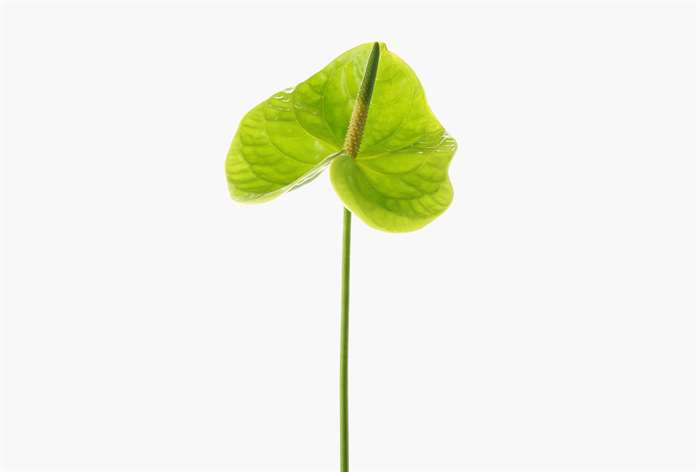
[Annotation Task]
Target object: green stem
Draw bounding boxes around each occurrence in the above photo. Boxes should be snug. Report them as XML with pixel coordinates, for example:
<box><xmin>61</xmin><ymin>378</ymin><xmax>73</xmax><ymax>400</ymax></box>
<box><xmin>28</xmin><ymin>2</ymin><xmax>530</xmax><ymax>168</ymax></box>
<box><xmin>340</xmin><ymin>207</ymin><xmax>351</xmax><ymax>472</ymax></box>
<box><xmin>339</xmin><ymin>41</ymin><xmax>380</xmax><ymax>472</ymax></box>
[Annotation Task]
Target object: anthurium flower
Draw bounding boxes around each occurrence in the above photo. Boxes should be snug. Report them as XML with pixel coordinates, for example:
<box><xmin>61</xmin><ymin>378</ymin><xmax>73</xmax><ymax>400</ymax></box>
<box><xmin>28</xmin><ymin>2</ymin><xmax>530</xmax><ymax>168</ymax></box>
<box><xmin>225</xmin><ymin>42</ymin><xmax>456</xmax><ymax>232</ymax></box>
<box><xmin>224</xmin><ymin>42</ymin><xmax>457</xmax><ymax>472</ymax></box>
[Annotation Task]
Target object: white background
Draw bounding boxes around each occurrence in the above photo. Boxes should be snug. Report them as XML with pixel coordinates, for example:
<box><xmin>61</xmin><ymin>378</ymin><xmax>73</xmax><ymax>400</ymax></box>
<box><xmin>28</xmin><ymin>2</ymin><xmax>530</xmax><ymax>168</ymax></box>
<box><xmin>1</xmin><ymin>1</ymin><xmax>698</xmax><ymax>471</ymax></box>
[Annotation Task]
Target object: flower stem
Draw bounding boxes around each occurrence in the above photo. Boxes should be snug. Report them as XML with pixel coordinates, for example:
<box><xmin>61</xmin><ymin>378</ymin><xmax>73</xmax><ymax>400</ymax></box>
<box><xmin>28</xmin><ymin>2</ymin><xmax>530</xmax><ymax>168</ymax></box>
<box><xmin>339</xmin><ymin>41</ymin><xmax>380</xmax><ymax>472</ymax></box>
<box><xmin>340</xmin><ymin>207</ymin><xmax>351</xmax><ymax>472</ymax></box>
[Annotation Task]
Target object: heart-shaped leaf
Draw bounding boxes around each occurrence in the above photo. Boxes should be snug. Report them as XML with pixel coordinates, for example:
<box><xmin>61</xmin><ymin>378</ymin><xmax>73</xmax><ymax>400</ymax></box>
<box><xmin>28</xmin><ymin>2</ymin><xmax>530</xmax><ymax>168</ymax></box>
<box><xmin>225</xmin><ymin>42</ymin><xmax>457</xmax><ymax>232</ymax></box>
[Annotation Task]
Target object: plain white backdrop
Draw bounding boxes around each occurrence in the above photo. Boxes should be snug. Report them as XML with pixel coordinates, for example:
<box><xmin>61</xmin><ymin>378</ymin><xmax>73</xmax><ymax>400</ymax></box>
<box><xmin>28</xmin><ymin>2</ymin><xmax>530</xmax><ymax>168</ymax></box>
<box><xmin>1</xmin><ymin>1</ymin><xmax>698</xmax><ymax>471</ymax></box>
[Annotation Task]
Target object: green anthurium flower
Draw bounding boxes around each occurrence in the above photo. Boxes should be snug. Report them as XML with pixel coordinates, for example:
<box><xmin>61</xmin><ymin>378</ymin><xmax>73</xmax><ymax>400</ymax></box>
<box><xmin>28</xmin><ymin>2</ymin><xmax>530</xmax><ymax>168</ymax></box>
<box><xmin>225</xmin><ymin>43</ymin><xmax>458</xmax><ymax>472</ymax></box>
<box><xmin>225</xmin><ymin>42</ymin><xmax>457</xmax><ymax>232</ymax></box>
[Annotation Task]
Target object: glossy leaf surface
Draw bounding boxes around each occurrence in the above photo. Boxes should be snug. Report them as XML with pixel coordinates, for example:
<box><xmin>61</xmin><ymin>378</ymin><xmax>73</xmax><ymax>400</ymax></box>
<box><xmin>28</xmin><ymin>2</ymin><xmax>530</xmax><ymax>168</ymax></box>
<box><xmin>225</xmin><ymin>42</ymin><xmax>456</xmax><ymax>232</ymax></box>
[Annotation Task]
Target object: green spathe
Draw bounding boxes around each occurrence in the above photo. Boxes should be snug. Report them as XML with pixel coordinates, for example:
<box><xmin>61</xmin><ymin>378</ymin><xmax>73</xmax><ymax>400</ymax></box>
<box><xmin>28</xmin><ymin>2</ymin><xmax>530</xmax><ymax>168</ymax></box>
<box><xmin>225</xmin><ymin>42</ymin><xmax>457</xmax><ymax>232</ymax></box>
